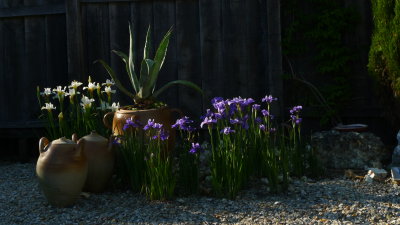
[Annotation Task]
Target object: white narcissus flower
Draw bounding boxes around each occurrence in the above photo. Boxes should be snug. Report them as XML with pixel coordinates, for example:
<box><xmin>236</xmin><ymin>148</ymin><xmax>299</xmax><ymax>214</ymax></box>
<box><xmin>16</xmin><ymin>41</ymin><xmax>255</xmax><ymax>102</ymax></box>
<box><xmin>68</xmin><ymin>80</ymin><xmax>83</xmax><ymax>89</ymax></box>
<box><xmin>102</xmin><ymin>79</ymin><xmax>115</xmax><ymax>87</ymax></box>
<box><xmin>83</xmin><ymin>82</ymin><xmax>97</xmax><ymax>91</ymax></box>
<box><xmin>102</xmin><ymin>86</ymin><xmax>116</xmax><ymax>94</ymax></box>
<box><xmin>80</xmin><ymin>95</ymin><xmax>95</xmax><ymax>108</ymax></box>
<box><xmin>66</xmin><ymin>89</ymin><xmax>80</xmax><ymax>97</ymax></box>
<box><xmin>41</xmin><ymin>103</ymin><xmax>56</xmax><ymax>111</ymax></box>
<box><xmin>109</xmin><ymin>102</ymin><xmax>120</xmax><ymax>112</ymax></box>
<box><xmin>40</xmin><ymin>88</ymin><xmax>52</xmax><ymax>96</ymax></box>
<box><xmin>53</xmin><ymin>86</ymin><xmax>66</xmax><ymax>95</ymax></box>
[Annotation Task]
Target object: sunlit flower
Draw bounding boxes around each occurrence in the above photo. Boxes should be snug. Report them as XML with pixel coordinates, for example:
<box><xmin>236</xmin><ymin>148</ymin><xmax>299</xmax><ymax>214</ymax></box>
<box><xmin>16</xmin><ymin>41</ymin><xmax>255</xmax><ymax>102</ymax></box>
<box><xmin>40</xmin><ymin>88</ymin><xmax>52</xmax><ymax>96</ymax></box>
<box><xmin>80</xmin><ymin>95</ymin><xmax>95</xmax><ymax>109</ymax></box>
<box><xmin>65</xmin><ymin>88</ymin><xmax>80</xmax><ymax>97</ymax></box>
<box><xmin>102</xmin><ymin>86</ymin><xmax>116</xmax><ymax>94</ymax></box>
<box><xmin>83</xmin><ymin>82</ymin><xmax>97</xmax><ymax>91</ymax></box>
<box><xmin>172</xmin><ymin>116</ymin><xmax>194</xmax><ymax>131</ymax></box>
<box><xmin>220</xmin><ymin>127</ymin><xmax>235</xmax><ymax>135</ymax></box>
<box><xmin>200</xmin><ymin>117</ymin><xmax>217</xmax><ymax>128</ymax></box>
<box><xmin>262</xmin><ymin>95</ymin><xmax>278</xmax><ymax>103</ymax></box>
<box><xmin>102</xmin><ymin>79</ymin><xmax>115</xmax><ymax>87</ymax></box>
<box><xmin>53</xmin><ymin>86</ymin><xmax>66</xmax><ymax>95</ymax></box>
<box><xmin>189</xmin><ymin>143</ymin><xmax>203</xmax><ymax>154</ymax></box>
<box><xmin>109</xmin><ymin>102</ymin><xmax>120</xmax><ymax>111</ymax></box>
<box><xmin>123</xmin><ymin>118</ymin><xmax>142</xmax><ymax>131</ymax></box>
<box><xmin>68</xmin><ymin>80</ymin><xmax>83</xmax><ymax>89</ymax></box>
<box><xmin>41</xmin><ymin>103</ymin><xmax>56</xmax><ymax>111</ymax></box>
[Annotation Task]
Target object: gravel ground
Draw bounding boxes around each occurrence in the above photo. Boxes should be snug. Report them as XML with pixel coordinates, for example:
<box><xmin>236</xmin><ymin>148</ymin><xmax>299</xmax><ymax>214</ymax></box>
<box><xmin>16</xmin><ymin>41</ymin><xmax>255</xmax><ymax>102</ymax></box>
<box><xmin>1</xmin><ymin>162</ymin><xmax>400</xmax><ymax>224</ymax></box>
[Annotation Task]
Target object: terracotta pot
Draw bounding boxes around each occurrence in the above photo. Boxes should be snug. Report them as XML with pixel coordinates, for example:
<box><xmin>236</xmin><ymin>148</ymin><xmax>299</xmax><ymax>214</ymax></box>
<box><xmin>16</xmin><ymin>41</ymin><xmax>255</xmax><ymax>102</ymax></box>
<box><xmin>104</xmin><ymin>106</ymin><xmax>182</xmax><ymax>151</ymax></box>
<box><xmin>36</xmin><ymin>136</ymin><xmax>87</xmax><ymax>207</ymax></box>
<box><xmin>73</xmin><ymin>132</ymin><xmax>114</xmax><ymax>193</ymax></box>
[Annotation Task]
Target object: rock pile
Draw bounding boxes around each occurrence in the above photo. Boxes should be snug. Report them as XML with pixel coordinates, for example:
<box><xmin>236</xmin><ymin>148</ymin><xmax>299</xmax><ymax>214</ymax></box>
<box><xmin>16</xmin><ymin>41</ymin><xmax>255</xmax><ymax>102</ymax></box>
<box><xmin>311</xmin><ymin>130</ymin><xmax>390</xmax><ymax>169</ymax></box>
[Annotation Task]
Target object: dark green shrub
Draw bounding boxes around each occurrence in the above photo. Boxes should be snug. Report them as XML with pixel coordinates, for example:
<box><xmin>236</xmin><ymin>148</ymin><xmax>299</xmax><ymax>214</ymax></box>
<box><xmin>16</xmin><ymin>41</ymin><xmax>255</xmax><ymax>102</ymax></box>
<box><xmin>368</xmin><ymin>0</ymin><xmax>400</xmax><ymax>124</ymax></box>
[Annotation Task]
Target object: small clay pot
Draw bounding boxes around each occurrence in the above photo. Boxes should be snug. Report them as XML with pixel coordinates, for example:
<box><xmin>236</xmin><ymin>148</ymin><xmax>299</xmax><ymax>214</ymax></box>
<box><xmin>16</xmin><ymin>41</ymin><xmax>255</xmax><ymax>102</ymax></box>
<box><xmin>104</xmin><ymin>106</ymin><xmax>182</xmax><ymax>152</ymax></box>
<box><xmin>36</xmin><ymin>136</ymin><xmax>87</xmax><ymax>207</ymax></box>
<box><xmin>73</xmin><ymin>132</ymin><xmax>114</xmax><ymax>193</ymax></box>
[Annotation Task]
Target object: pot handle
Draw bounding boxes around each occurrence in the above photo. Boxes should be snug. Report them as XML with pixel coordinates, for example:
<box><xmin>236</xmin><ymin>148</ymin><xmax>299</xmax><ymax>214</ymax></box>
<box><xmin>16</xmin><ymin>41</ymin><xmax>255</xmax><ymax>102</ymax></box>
<box><xmin>39</xmin><ymin>137</ymin><xmax>49</xmax><ymax>154</ymax></box>
<box><xmin>103</xmin><ymin>112</ymin><xmax>115</xmax><ymax>129</ymax></box>
<box><xmin>72</xmin><ymin>133</ymin><xmax>78</xmax><ymax>143</ymax></box>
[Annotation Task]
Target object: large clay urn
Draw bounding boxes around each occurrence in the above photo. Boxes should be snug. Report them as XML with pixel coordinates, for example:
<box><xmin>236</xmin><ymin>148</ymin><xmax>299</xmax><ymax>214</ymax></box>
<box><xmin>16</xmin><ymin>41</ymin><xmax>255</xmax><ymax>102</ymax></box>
<box><xmin>104</xmin><ymin>106</ymin><xmax>181</xmax><ymax>151</ymax></box>
<box><xmin>36</xmin><ymin>137</ymin><xmax>87</xmax><ymax>207</ymax></box>
<box><xmin>73</xmin><ymin>132</ymin><xmax>114</xmax><ymax>193</ymax></box>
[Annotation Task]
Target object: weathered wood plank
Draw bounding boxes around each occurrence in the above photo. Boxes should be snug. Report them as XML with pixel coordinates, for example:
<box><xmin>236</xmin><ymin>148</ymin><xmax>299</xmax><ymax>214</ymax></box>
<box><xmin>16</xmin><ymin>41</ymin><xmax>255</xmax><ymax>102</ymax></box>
<box><xmin>199</xmin><ymin>0</ymin><xmax>224</xmax><ymax>109</ymax></box>
<box><xmin>108</xmin><ymin>2</ymin><xmax>131</xmax><ymax>104</ymax></box>
<box><xmin>2</xmin><ymin>21</ymin><xmax>25</xmax><ymax>122</ymax></box>
<box><xmin>245</xmin><ymin>0</ymin><xmax>265</xmax><ymax>101</ymax></box>
<box><xmin>23</xmin><ymin>0</ymin><xmax>47</xmax><ymax>121</ymax></box>
<box><xmin>221</xmin><ymin>0</ymin><xmax>249</xmax><ymax>99</ymax></box>
<box><xmin>83</xmin><ymin>3</ymin><xmax>110</xmax><ymax>83</ymax></box>
<box><xmin>82</xmin><ymin>0</ymin><xmax>145</xmax><ymax>3</ymax></box>
<box><xmin>0</xmin><ymin>3</ymin><xmax>64</xmax><ymax>18</ymax></box>
<box><xmin>153</xmin><ymin>0</ymin><xmax>178</xmax><ymax>107</ymax></box>
<box><xmin>66</xmin><ymin>0</ymin><xmax>86</xmax><ymax>81</ymax></box>
<box><xmin>175</xmin><ymin>0</ymin><xmax>203</xmax><ymax>118</ymax></box>
<box><xmin>266</xmin><ymin>0</ymin><xmax>283</xmax><ymax>115</ymax></box>
<box><xmin>45</xmin><ymin>14</ymin><xmax>68</xmax><ymax>87</ymax></box>
<box><xmin>0</xmin><ymin>17</ymin><xmax>5</xmax><ymax>122</ymax></box>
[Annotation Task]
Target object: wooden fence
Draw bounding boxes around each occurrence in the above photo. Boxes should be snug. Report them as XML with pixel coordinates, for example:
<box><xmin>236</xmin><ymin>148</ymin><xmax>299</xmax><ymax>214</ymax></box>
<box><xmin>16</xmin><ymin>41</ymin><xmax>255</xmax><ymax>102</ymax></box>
<box><xmin>0</xmin><ymin>0</ymin><xmax>283</xmax><ymax>128</ymax></box>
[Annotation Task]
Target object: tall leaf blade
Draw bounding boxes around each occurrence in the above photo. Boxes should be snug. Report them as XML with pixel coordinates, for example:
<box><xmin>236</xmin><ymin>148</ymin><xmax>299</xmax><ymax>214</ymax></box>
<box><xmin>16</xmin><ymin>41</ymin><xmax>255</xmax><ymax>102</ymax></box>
<box><xmin>147</xmin><ymin>27</ymin><xmax>173</xmax><ymax>94</ymax></box>
<box><xmin>153</xmin><ymin>80</ymin><xmax>203</xmax><ymax>98</ymax></box>
<box><xmin>112</xmin><ymin>50</ymin><xmax>140</xmax><ymax>93</ymax></box>
<box><xmin>139</xmin><ymin>59</ymin><xmax>153</xmax><ymax>98</ymax></box>
<box><xmin>143</xmin><ymin>25</ymin><xmax>152</xmax><ymax>60</ymax></box>
<box><xmin>128</xmin><ymin>22</ymin><xmax>137</xmax><ymax>93</ymax></box>
<box><xmin>96</xmin><ymin>59</ymin><xmax>136</xmax><ymax>99</ymax></box>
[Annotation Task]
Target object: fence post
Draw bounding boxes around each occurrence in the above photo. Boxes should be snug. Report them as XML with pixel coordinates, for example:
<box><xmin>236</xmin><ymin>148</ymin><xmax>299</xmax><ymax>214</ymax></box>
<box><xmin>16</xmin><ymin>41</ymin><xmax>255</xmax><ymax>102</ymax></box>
<box><xmin>65</xmin><ymin>0</ymin><xmax>86</xmax><ymax>81</ymax></box>
<box><xmin>266</xmin><ymin>0</ymin><xmax>283</xmax><ymax>116</ymax></box>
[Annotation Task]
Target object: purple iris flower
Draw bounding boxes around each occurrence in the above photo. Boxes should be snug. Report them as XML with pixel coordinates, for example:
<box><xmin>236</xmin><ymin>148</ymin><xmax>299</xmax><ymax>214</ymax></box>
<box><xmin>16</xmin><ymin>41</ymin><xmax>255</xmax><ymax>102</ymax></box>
<box><xmin>262</xmin><ymin>95</ymin><xmax>278</xmax><ymax>103</ymax></box>
<box><xmin>200</xmin><ymin>117</ymin><xmax>217</xmax><ymax>128</ymax></box>
<box><xmin>112</xmin><ymin>137</ymin><xmax>122</xmax><ymax>145</ymax></box>
<box><xmin>261</xmin><ymin>109</ymin><xmax>270</xmax><ymax>117</ymax></box>
<box><xmin>213</xmin><ymin>101</ymin><xmax>226</xmax><ymax>113</ymax></box>
<box><xmin>189</xmin><ymin>142</ymin><xmax>203</xmax><ymax>154</ymax></box>
<box><xmin>153</xmin><ymin>123</ymin><xmax>163</xmax><ymax>129</ymax></box>
<box><xmin>220</xmin><ymin>127</ymin><xmax>235</xmax><ymax>135</ymax></box>
<box><xmin>252</xmin><ymin>104</ymin><xmax>261</xmax><ymax>111</ymax></box>
<box><xmin>123</xmin><ymin>118</ymin><xmax>142</xmax><ymax>131</ymax></box>
<box><xmin>255</xmin><ymin>117</ymin><xmax>262</xmax><ymax>124</ymax></box>
<box><xmin>290</xmin><ymin>105</ymin><xmax>303</xmax><ymax>114</ymax></box>
<box><xmin>229</xmin><ymin>104</ymin><xmax>238</xmax><ymax>116</ymax></box>
<box><xmin>242</xmin><ymin>98</ymin><xmax>255</xmax><ymax>107</ymax></box>
<box><xmin>270</xmin><ymin>127</ymin><xmax>277</xmax><ymax>133</ymax></box>
<box><xmin>242</xmin><ymin>121</ymin><xmax>249</xmax><ymax>130</ymax></box>
<box><xmin>172</xmin><ymin>116</ymin><xmax>194</xmax><ymax>130</ymax></box>
<box><xmin>259</xmin><ymin>124</ymin><xmax>266</xmax><ymax>131</ymax></box>
<box><xmin>230</xmin><ymin>118</ymin><xmax>240</xmax><ymax>125</ymax></box>
<box><xmin>144</xmin><ymin>119</ymin><xmax>155</xmax><ymax>130</ymax></box>
<box><xmin>214</xmin><ymin>112</ymin><xmax>224</xmax><ymax>120</ymax></box>
<box><xmin>151</xmin><ymin>128</ymin><xmax>169</xmax><ymax>141</ymax></box>
<box><xmin>160</xmin><ymin>129</ymin><xmax>169</xmax><ymax>141</ymax></box>
<box><xmin>211</xmin><ymin>97</ymin><xmax>224</xmax><ymax>105</ymax></box>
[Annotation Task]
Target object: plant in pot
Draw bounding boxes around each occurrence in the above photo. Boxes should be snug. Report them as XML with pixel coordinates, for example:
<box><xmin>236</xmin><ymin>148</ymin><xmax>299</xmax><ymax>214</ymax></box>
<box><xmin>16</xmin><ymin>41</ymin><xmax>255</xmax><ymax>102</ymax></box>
<box><xmin>99</xmin><ymin>23</ymin><xmax>202</xmax><ymax>150</ymax></box>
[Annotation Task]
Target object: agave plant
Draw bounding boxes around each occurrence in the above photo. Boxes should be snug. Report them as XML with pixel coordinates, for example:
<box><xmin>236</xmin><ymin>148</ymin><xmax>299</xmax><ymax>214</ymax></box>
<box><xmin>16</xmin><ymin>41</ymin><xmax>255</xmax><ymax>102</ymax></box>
<box><xmin>98</xmin><ymin>23</ymin><xmax>202</xmax><ymax>108</ymax></box>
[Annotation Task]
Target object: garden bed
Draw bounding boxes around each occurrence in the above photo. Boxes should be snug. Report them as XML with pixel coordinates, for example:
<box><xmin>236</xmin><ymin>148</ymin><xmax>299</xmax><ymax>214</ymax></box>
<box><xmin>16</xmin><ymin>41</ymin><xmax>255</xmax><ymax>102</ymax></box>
<box><xmin>2</xmin><ymin>162</ymin><xmax>400</xmax><ymax>224</ymax></box>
